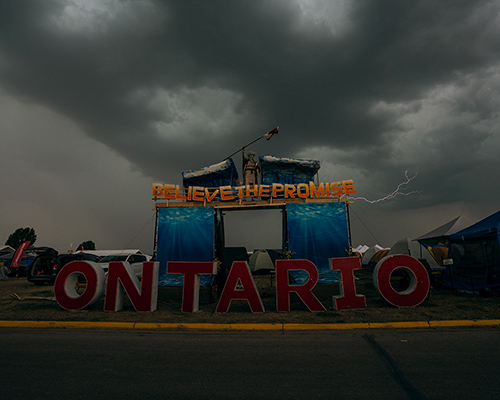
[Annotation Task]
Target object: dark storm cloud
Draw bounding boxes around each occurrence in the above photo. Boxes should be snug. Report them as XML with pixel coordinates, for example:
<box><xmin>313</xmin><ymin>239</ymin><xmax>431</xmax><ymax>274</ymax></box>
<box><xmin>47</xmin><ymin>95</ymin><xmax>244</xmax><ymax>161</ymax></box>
<box><xmin>1</xmin><ymin>0</ymin><xmax>499</xmax><ymax>208</ymax></box>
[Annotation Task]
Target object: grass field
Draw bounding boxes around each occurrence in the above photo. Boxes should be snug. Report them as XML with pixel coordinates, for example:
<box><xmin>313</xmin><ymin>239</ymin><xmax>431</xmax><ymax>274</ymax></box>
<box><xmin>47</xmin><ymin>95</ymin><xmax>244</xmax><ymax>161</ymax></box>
<box><xmin>1</xmin><ymin>269</ymin><xmax>500</xmax><ymax>325</ymax></box>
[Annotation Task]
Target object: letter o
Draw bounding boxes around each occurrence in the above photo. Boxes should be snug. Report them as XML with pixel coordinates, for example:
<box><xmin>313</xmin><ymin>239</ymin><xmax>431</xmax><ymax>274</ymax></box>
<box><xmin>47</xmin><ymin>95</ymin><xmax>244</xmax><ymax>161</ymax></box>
<box><xmin>54</xmin><ymin>260</ymin><xmax>106</xmax><ymax>310</ymax></box>
<box><xmin>374</xmin><ymin>255</ymin><xmax>430</xmax><ymax>307</ymax></box>
<box><xmin>297</xmin><ymin>183</ymin><xmax>309</xmax><ymax>198</ymax></box>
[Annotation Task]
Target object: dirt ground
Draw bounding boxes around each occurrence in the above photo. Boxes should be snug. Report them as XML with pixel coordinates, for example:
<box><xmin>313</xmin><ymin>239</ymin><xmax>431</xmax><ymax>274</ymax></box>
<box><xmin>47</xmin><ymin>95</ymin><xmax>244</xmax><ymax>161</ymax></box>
<box><xmin>1</xmin><ymin>268</ymin><xmax>500</xmax><ymax>324</ymax></box>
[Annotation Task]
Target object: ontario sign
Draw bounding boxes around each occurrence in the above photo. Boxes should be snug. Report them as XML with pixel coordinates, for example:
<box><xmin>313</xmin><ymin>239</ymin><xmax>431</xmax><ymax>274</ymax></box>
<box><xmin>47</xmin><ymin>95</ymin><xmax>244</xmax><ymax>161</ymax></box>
<box><xmin>53</xmin><ymin>255</ymin><xmax>430</xmax><ymax>313</ymax></box>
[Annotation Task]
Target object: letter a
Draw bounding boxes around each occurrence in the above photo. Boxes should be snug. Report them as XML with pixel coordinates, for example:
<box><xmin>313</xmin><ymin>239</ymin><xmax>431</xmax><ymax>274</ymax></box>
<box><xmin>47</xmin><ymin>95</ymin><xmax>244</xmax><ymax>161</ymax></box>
<box><xmin>215</xmin><ymin>261</ymin><xmax>264</xmax><ymax>313</ymax></box>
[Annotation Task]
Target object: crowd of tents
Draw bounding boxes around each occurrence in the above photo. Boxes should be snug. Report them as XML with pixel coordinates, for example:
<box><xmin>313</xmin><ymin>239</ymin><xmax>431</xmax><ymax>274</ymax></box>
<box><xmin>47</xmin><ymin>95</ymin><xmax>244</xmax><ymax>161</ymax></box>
<box><xmin>220</xmin><ymin>210</ymin><xmax>500</xmax><ymax>295</ymax></box>
<box><xmin>354</xmin><ymin>210</ymin><xmax>500</xmax><ymax>294</ymax></box>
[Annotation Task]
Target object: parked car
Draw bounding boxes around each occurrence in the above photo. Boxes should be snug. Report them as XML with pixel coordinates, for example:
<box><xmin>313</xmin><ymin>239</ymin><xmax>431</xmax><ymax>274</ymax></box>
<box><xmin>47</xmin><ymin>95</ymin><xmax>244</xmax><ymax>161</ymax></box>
<box><xmin>27</xmin><ymin>249</ymin><xmax>99</xmax><ymax>286</ymax></box>
<box><xmin>98</xmin><ymin>253</ymin><xmax>149</xmax><ymax>278</ymax></box>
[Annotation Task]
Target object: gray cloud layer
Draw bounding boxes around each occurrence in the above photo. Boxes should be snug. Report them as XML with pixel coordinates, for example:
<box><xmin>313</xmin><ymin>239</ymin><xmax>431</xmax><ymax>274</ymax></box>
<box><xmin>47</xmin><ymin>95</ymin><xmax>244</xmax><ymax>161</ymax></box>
<box><xmin>1</xmin><ymin>0</ymin><xmax>500</xmax><ymax>251</ymax></box>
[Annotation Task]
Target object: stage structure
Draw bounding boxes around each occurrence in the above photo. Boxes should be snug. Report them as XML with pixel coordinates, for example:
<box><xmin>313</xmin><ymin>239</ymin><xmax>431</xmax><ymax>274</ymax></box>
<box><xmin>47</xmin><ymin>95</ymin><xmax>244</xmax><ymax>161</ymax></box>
<box><xmin>153</xmin><ymin>155</ymin><xmax>355</xmax><ymax>287</ymax></box>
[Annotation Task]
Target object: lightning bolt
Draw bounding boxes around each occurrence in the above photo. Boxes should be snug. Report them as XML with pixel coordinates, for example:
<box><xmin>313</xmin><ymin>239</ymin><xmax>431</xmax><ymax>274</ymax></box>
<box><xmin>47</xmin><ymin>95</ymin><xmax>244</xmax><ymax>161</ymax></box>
<box><xmin>349</xmin><ymin>171</ymin><xmax>420</xmax><ymax>203</ymax></box>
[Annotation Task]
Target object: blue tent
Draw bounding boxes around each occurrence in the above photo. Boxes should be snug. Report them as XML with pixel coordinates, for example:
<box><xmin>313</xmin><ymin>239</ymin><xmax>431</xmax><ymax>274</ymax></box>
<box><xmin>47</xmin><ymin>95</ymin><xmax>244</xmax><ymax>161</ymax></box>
<box><xmin>444</xmin><ymin>210</ymin><xmax>500</xmax><ymax>293</ymax></box>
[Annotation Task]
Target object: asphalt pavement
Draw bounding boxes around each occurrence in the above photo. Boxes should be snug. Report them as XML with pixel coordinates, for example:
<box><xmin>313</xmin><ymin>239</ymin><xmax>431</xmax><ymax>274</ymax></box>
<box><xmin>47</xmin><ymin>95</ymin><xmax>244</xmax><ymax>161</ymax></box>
<box><xmin>1</xmin><ymin>327</ymin><xmax>500</xmax><ymax>400</ymax></box>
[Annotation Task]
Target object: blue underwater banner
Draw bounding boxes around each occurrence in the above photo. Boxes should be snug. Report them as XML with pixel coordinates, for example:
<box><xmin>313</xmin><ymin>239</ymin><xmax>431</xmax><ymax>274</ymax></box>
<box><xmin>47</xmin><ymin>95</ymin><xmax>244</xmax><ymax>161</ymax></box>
<box><xmin>157</xmin><ymin>207</ymin><xmax>215</xmax><ymax>287</ymax></box>
<box><xmin>287</xmin><ymin>202</ymin><xmax>348</xmax><ymax>284</ymax></box>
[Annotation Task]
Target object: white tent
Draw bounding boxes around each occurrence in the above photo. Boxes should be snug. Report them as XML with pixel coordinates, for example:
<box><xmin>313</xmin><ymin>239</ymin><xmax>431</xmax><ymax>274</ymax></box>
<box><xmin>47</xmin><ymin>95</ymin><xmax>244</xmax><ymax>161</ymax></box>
<box><xmin>249</xmin><ymin>249</ymin><xmax>275</xmax><ymax>272</ymax></box>
<box><xmin>387</xmin><ymin>237</ymin><xmax>439</xmax><ymax>269</ymax></box>
<box><xmin>361</xmin><ymin>245</ymin><xmax>389</xmax><ymax>266</ymax></box>
<box><xmin>0</xmin><ymin>245</ymin><xmax>14</xmax><ymax>256</ymax></box>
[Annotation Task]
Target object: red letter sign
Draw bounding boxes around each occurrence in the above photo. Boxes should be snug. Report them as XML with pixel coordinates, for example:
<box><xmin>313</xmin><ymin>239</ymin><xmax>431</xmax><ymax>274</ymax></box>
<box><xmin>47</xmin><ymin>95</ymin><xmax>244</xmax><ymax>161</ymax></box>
<box><xmin>275</xmin><ymin>260</ymin><xmax>326</xmax><ymax>312</ymax></box>
<box><xmin>104</xmin><ymin>261</ymin><xmax>159</xmax><ymax>312</ymax></box>
<box><xmin>330</xmin><ymin>257</ymin><xmax>366</xmax><ymax>310</ymax></box>
<box><xmin>215</xmin><ymin>261</ymin><xmax>264</xmax><ymax>313</ymax></box>
<box><xmin>167</xmin><ymin>261</ymin><xmax>217</xmax><ymax>312</ymax></box>
<box><xmin>374</xmin><ymin>255</ymin><xmax>430</xmax><ymax>307</ymax></box>
<box><xmin>54</xmin><ymin>260</ymin><xmax>105</xmax><ymax>310</ymax></box>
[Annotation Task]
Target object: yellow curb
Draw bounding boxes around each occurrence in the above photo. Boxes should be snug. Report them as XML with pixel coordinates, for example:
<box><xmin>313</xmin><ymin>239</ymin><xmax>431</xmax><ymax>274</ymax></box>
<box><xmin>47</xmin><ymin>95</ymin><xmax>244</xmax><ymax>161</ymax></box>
<box><xmin>0</xmin><ymin>320</ymin><xmax>499</xmax><ymax>330</ymax></box>
<box><xmin>283</xmin><ymin>323</ymin><xmax>371</xmax><ymax>330</ymax></box>
<box><xmin>428</xmin><ymin>320</ymin><xmax>477</xmax><ymax>327</ymax></box>
<box><xmin>134</xmin><ymin>323</ymin><xmax>280</xmax><ymax>330</ymax></box>
<box><xmin>0</xmin><ymin>320</ymin><xmax>137</xmax><ymax>329</ymax></box>
<box><xmin>429</xmin><ymin>319</ymin><xmax>500</xmax><ymax>328</ymax></box>
<box><xmin>369</xmin><ymin>321</ymin><xmax>431</xmax><ymax>329</ymax></box>
<box><xmin>229</xmin><ymin>323</ymin><xmax>283</xmax><ymax>330</ymax></box>
<box><xmin>474</xmin><ymin>319</ymin><xmax>500</xmax><ymax>326</ymax></box>
<box><xmin>134</xmin><ymin>323</ymin><xmax>234</xmax><ymax>330</ymax></box>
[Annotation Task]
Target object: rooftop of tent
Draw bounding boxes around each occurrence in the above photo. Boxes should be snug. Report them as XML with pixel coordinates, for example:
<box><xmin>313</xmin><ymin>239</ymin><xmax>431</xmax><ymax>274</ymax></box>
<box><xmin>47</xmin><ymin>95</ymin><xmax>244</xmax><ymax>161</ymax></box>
<box><xmin>0</xmin><ymin>245</ymin><xmax>14</xmax><ymax>255</ymax></box>
<box><xmin>415</xmin><ymin>216</ymin><xmax>475</xmax><ymax>243</ymax></box>
<box><xmin>449</xmin><ymin>210</ymin><xmax>500</xmax><ymax>240</ymax></box>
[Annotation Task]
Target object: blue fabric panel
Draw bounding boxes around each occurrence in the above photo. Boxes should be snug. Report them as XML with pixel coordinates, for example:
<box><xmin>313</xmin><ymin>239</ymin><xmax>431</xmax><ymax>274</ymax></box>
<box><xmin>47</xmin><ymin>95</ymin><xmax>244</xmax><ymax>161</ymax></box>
<box><xmin>287</xmin><ymin>202</ymin><xmax>348</xmax><ymax>284</ymax></box>
<box><xmin>182</xmin><ymin>158</ymin><xmax>239</xmax><ymax>188</ymax></box>
<box><xmin>157</xmin><ymin>207</ymin><xmax>215</xmax><ymax>287</ymax></box>
<box><xmin>260</xmin><ymin>156</ymin><xmax>320</xmax><ymax>185</ymax></box>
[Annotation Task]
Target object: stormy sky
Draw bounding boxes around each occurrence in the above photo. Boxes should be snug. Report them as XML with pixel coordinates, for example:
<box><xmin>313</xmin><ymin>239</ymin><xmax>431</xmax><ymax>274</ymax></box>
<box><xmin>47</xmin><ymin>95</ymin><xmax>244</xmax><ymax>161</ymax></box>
<box><xmin>1</xmin><ymin>0</ymin><xmax>500</xmax><ymax>254</ymax></box>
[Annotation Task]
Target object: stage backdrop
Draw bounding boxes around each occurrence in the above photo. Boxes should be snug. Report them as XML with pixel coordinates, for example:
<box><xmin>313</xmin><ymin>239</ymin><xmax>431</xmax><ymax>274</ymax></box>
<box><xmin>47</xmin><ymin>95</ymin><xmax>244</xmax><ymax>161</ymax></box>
<box><xmin>287</xmin><ymin>202</ymin><xmax>348</xmax><ymax>284</ymax></box>
<box><xmin>157</xmin><ymin>207</ymin><xmax>215</xmax><ymax>287</ymax></box>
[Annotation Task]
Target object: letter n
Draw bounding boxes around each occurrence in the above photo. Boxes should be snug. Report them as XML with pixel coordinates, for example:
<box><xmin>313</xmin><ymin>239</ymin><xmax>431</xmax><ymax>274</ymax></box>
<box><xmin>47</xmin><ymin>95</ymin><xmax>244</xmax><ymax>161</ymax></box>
<box><xmin>104</xmin><ymin>261</ymin><xmax>159</xmax><ymax>312</ymax></box>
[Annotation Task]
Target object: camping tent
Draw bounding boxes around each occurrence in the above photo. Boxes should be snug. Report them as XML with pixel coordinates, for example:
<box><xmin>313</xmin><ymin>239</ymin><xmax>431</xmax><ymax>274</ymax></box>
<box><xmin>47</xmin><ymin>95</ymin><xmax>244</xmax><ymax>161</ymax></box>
<box><xmin>445</xmin><ymin>210</ymin><xmax>500</xmax><ymax>293</ymax></box>
<box><xmin>387</xmin><ymin>237</ymin><xmax>440</xmax><ymax>269</ymax></box>
<box><xmin>415</xmin><ymin>216</ymin><xmax>476</xmax><ymax>266</ymax></box>
<box><xmin>249</xmin><ymin>249</ymin><xmax>275</xmax><ymax>273</ymax></box>
<box><xmin>0</xmin><ymin>246</ymin><xmax>14</xmax><ymax>256</ymax></box>
<box><xmin>361</xmin><ymin>245</ymin><xmax>390</xmax><ymax>267</ymax></box>
<box><xmin>427</xmin><ymin>244</ymin><xmax>449</xmax><ymax>266</ymax></box>
<box><xmin>370</xmin><ymin>249</ymin><xmax>390</xmax><ymax>265</ymax></box>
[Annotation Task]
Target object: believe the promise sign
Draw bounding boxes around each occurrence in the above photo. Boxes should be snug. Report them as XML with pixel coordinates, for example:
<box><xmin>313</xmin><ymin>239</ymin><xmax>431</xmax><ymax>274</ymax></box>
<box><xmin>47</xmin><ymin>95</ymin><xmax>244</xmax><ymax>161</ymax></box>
<box><xmin>54</xmin><ymin>255</ymin><xmax>430</xmax><ymax>312</ymax></box>
<box><xmin>152</xmin><ymin>180</ymin><xmax>356</xmax><ymax>202</ymax></box>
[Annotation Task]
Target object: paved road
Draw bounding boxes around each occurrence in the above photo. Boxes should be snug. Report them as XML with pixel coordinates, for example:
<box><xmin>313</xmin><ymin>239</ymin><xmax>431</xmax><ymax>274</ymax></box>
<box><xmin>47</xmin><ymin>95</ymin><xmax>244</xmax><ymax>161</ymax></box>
<box><xmin>1</xmin><ymin>327</ymin><xmax>499</xmax><ymax>400</ymax></box>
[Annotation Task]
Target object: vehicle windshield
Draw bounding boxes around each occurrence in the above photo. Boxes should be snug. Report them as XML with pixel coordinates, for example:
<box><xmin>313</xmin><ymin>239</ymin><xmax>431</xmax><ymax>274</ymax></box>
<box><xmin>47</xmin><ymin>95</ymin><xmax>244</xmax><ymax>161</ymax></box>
<box><xmin>99</xmin><ymin>255</ymin><xmax>128</xmax><ymax>262</ymax></box>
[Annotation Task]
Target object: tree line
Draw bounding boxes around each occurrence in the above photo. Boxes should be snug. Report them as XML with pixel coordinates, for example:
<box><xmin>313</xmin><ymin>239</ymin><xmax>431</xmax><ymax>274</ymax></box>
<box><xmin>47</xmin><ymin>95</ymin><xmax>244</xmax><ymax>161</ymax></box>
<box><xmin>5</xmin><ymin>227</ymin><xmax>95</xmax><ymax>251</ymax></box>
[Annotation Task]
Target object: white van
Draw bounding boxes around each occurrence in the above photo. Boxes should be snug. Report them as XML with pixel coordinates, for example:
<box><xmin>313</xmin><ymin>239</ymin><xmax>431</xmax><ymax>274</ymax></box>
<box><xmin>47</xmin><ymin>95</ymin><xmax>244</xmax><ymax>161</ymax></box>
<box><xmin>97</xmin><ymin>253</ymin><xmax>150</xmax><ymax>279</ymax></box>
